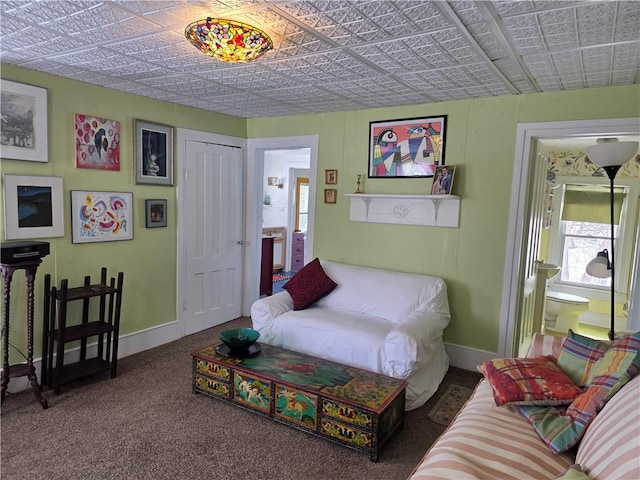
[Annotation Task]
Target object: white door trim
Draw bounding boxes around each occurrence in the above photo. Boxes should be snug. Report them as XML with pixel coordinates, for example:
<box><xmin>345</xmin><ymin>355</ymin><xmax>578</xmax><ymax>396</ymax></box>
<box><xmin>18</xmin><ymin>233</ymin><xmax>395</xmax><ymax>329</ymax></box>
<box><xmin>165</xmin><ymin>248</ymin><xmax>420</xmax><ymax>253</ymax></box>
<box><xmin>176</xmin><ymin>128</ymin><xmax>246</xmax><ymax>337</ymax></box>
<box><xmin>499</xmin><ymin>117</ymin><xmax>640</xmax><ymax>357</ymax></box>
<box><xmin>243</xmin><ymin>135</ymin><xmax>319</xmax><ymax>315</ymax></box>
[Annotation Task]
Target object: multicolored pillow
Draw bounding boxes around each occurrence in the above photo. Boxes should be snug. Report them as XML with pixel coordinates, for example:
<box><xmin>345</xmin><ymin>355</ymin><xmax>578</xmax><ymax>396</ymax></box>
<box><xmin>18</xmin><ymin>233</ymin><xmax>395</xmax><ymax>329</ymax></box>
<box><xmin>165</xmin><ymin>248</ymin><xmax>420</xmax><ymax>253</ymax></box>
<box><xmin>477</xmin><ymin>356</ymin><xmax>583</xmax><ymax>406</ymax></box>
<box><xmin>518</xmin><ymin>331</ymin><xmax>640</xmax><ymax>454</ymax></box>
<box><xmin>283</xmin><ymin>258</ymin><xmax>337</xmax><ymax>310</ymax></box>
<box><xmin>555</xmin><ymin>464</ymin><xmax>591</xmax><ymax>480</ymax></box>
<box><xmin>558</xmin><ymin>330</ymin><xmax>609</xmax><ymax>387</ymax></box>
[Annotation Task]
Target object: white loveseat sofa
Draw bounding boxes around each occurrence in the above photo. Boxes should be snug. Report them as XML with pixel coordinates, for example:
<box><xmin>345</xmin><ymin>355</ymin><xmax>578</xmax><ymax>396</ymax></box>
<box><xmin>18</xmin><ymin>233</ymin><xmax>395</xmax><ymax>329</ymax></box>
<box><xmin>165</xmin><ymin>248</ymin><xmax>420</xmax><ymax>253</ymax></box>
<box><xmin>250</xmin><ymin>260</ymin><xmax>451</xmax><ymax>410</ymax></box>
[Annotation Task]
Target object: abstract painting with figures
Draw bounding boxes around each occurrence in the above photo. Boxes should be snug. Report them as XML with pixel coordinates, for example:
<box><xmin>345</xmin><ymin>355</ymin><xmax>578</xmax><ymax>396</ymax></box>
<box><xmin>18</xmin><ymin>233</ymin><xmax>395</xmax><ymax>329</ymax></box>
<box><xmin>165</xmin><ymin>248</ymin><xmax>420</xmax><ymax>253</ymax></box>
<box><xmin>74</xmin><ymin>114</ymin><xmax>121</xmax><ymax>170</ymax></box>
<box><xmin>431</xmin><ymin>165</ymin><xmax>456</xmax><ymax>195</ymax></box>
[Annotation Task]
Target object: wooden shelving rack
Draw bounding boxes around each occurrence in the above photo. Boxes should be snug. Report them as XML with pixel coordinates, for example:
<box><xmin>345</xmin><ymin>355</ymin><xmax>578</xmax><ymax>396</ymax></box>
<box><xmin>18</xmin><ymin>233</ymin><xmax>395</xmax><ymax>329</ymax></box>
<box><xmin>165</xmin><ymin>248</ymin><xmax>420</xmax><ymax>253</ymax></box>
<box><xmin>41</xmin><ymin>267</ymin><xmax>124</xmax><ymax>394</ymax></box>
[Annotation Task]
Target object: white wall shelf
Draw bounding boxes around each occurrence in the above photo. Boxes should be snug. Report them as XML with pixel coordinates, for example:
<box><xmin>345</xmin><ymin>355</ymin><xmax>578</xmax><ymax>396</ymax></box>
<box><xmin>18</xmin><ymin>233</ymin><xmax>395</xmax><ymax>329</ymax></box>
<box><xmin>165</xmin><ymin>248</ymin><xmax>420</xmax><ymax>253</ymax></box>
<box><xmin>344</xmin><ymin>193</ymin><xmax>460</xmax><ymax>228</ymax></box>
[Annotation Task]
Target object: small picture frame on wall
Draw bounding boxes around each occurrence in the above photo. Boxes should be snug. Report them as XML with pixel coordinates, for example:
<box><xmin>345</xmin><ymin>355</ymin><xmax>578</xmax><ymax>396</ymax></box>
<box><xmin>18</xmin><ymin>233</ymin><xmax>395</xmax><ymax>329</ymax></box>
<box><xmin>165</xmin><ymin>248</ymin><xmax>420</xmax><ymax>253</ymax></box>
<box><xmin>324</xmin><ymin>189</ymin><xmax>337</xmax><ymax>204</ymax></box>
<box><xmin>145</xmin><ymin>199</ymin><xmax>167</xmax><ymax>228</ymax></box>
<box><xmin>267</xmin><ymin>176</ymin><xmax>279</xmax><ymax>186</ymax></box>
<box><xmin>135</xmin><ymin>119</ymin><xmax>174</xmax><ymax>186</ymax></box>
<box><xmin>0</xmin><ymin>80</ymin><xmax>49</xmax><ymax>162</ymax></box>
<box><xmin>431</xmin><ymin>165</ymin><xmax>456</xmax><ymax>195</ymax></box>
<box><xmin>325</xmin><ymin>169</ymin><xmax>338</xmax><ymax>185</ymax></box>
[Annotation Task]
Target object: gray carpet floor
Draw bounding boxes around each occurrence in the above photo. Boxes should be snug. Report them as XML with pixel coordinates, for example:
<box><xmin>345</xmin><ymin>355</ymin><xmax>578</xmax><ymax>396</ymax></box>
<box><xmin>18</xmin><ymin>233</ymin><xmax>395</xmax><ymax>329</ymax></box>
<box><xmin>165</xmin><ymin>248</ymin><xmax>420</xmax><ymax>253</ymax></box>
<box><xmin>1</xmin><ymin>317</ymin><xmax>481</xmax><ymax>480</ymax></box>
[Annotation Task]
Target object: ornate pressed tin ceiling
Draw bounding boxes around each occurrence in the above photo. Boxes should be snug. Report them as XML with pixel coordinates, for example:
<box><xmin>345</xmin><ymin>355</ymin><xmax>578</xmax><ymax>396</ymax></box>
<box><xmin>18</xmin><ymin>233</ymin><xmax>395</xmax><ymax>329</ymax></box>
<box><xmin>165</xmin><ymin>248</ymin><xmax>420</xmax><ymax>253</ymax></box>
<box><xmin>1</xmin><ymin>1</ymin><xmax>638</xmax><ymax>118</ymax></box>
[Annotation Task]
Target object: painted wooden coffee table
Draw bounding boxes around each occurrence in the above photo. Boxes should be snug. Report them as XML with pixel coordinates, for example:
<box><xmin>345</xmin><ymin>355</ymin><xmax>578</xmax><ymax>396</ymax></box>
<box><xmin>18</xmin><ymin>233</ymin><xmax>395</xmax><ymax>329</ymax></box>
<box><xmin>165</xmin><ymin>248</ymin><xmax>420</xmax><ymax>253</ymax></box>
<box><xmin>191</xmin><ymin>342</ymin><xmax>406</xmax><ymax>461</ymax></box>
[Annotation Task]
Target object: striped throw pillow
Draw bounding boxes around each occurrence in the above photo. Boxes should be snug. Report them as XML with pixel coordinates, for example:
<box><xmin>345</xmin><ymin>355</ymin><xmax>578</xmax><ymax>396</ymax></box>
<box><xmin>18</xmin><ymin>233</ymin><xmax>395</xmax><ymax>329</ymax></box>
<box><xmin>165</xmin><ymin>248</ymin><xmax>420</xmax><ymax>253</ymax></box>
<box><xmin>575</xmin><ymin>375</ymin><xmax>640</xmax><ymax>479</ymax></box>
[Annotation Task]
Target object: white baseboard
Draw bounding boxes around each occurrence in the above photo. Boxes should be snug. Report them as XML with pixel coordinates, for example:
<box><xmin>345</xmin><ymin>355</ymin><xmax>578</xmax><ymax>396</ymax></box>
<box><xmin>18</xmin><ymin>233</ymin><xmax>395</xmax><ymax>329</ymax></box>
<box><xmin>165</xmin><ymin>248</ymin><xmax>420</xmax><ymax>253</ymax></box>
<box><xmin>445</xmin><ymin>342</ymin><xmax>496</xmax><ymax>371</ymax></box>
<box><xmin>5</xmin><ymin>325</ymin><xmax>493</xmax><ymax>394</ymax></box>
<box><xmin>3</xmin><ymin>320</ymin><xmax>180</xmax><ymax>394</ymax></box>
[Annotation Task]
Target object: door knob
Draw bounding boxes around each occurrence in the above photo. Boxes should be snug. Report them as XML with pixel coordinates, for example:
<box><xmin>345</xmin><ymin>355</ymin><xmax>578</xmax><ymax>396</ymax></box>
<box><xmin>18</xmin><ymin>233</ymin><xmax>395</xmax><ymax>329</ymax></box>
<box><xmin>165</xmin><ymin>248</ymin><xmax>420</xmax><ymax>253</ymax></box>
<box><xmin>237</xmin><ymin>240</ymin><xmax>244</xmax><ymax>245</ymax></box>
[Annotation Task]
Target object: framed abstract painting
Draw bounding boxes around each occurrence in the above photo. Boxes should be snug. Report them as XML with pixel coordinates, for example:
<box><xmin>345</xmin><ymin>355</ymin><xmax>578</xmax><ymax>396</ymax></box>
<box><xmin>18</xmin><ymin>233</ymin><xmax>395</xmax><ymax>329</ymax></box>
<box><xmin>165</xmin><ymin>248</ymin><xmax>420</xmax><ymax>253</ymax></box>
<box><xmin>74</xmin><ymin>114</ymin><xmax>121</xmax><ymax>170</ymax></box>
<box><xmin>368</xmin><ymin>115</ymin><xmax>447</xmax><ymax>178</ymax></box>
<box><xmin>70</xmin><ymin>190</ymin><xmax>133</xmax><ymax>243</ymax></box>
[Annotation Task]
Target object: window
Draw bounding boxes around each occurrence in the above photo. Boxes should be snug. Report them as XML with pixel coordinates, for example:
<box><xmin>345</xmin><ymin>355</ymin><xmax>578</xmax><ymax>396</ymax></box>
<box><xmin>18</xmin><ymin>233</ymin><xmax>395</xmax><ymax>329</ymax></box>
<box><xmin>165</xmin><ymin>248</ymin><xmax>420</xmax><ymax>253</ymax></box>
<box><xmin>559</xmin><ymin>219</ymin><xmax>615</xmax><ymax>287</ymax></box>
<box><xmin>295</xmin><ymin>177</ymin><xmax>309</xmax><ymax>232</ymax></box>
<box><xmin>548</xmin><ymin>177</ymin><xmax>638</xmax><ymax>302</ymax></box>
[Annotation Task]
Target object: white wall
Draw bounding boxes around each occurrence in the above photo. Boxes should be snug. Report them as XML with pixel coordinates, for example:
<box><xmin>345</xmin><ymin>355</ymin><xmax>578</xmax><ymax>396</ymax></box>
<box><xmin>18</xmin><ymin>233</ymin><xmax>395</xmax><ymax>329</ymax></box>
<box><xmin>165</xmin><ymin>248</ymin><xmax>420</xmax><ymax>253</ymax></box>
<box><xmin>262</xmin><ymin>149</ymin><xmax>310</xmax><ymax>228</ymax></box>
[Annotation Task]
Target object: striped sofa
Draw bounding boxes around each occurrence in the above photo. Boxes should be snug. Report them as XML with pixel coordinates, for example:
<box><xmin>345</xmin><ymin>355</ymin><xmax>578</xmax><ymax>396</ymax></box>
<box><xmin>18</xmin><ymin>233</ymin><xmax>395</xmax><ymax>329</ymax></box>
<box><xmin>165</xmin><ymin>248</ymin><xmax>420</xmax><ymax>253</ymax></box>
<box><xmin>409</xmin><ymin>334</ymin><xmax>640</xmax><ymax>480</ymax></box>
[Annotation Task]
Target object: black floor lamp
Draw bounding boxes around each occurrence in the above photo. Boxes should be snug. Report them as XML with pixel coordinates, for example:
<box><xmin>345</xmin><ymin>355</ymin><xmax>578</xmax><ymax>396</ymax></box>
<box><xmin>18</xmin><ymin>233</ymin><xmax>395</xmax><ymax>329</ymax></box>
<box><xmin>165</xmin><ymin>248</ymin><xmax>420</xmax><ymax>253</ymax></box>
<box><xmin>585</xmin><ymin>138</ymin><xmax>639</xmax><ymax>341</ymax></box>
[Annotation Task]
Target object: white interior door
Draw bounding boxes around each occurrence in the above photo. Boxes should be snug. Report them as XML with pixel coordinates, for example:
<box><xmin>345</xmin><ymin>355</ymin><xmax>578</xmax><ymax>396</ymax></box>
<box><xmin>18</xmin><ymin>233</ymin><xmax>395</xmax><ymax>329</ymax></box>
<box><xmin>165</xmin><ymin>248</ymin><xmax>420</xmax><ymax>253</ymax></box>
<box><xmin>183</xmin><ymin>140</ymin><xmax>243</xmax><ymax>335</ymax></box>
<box><xmin>514</xmin><ymin>140</ymin><xmax>547</xmax><ymax>356</ymax></box>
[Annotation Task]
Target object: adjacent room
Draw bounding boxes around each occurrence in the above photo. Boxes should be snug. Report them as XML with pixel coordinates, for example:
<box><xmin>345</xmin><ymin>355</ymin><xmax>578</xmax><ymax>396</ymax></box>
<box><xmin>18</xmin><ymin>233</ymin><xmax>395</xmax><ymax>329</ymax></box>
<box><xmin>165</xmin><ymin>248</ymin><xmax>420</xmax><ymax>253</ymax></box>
<box><xmin>1</xmin><ymin>1</ymin><xmax>638</xmax><ymax>479</ymax></box>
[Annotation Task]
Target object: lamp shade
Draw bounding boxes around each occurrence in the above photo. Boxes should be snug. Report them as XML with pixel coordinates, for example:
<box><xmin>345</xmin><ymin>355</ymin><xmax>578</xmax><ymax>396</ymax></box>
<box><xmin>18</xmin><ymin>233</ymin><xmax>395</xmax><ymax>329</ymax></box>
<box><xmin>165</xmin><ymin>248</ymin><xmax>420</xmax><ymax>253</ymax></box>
<box><xmin>585</xmin><ymin>140</ymin><xmax>639</xmax><ymax>168</ymax></box>
<box><xmin>185</xmin><ymin>18</ymin><xmax>272</xmax><ymax>63</ymax></box>
<box><xmin>586</xmin><ymin>249</ymin><xmax>612</xmax><ymax>278</ymax></box>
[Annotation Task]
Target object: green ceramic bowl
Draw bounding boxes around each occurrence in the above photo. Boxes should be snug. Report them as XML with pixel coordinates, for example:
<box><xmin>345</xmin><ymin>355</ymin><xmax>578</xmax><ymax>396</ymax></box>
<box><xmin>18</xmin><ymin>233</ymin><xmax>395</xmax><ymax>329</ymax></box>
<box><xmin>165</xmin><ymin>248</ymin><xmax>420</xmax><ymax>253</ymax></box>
<box><xmin>219</xmin><ymin>328</ymin><xmax>260</xmax><ymax>351</ymax></box>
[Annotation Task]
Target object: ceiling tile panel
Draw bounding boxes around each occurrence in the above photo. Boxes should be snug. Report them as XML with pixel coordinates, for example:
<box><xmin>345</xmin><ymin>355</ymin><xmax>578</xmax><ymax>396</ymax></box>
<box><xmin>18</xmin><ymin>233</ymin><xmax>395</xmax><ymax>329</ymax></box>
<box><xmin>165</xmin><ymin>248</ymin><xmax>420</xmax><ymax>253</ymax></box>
<box><xmin>0</xmin><ymin>0</ymin><xmax>636</xmax><ymax>118</ymax></box>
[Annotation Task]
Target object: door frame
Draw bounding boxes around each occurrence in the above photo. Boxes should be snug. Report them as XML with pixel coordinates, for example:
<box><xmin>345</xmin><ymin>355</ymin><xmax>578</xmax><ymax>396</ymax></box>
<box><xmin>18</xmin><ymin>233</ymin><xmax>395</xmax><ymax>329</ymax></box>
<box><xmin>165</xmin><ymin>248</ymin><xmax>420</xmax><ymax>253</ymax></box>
<box><xmin>288</xmin><ymin>167</ymin><xmax>310</xmax><ymax>270</ymax></box>
<box><xmin>243</xmin><ymin>135</ymin><xmax>319</xmax><ymax>314</ymax></box>
<box><xmin>498</xmin><ymin>117</ymin><xmax>640</xmax><ymax>357</ymax></box>
<box><xmin>176</xmin><ymin>128</ymin><xmax>247</xmax><ymax>337</ymax></box>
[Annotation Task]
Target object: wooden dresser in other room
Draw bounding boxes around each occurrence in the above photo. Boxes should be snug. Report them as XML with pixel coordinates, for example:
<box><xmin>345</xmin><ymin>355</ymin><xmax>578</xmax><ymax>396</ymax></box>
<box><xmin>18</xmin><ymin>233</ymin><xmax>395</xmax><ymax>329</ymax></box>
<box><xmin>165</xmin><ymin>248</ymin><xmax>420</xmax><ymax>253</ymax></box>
<box><xmin>291</xmin><ymin>232</ymin><xmax>305</xmax><ymax>272</ymax></box>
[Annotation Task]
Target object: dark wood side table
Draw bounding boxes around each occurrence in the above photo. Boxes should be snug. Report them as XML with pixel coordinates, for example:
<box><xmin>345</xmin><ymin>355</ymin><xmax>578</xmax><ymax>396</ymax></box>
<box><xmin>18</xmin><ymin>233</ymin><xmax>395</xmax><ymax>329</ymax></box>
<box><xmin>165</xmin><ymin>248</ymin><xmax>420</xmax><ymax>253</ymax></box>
<box><xmin>1</xmin><ymin>259</ymin><xmax>48</xmax><ymax>408</ymax></box>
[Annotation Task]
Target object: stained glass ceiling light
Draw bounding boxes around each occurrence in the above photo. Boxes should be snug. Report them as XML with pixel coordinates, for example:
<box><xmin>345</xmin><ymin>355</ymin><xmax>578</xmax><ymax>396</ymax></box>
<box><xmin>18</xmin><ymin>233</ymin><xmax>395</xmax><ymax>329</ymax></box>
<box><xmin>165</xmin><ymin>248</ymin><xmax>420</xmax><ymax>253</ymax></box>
<box><xmin>185</xmin><ymin>17</ymin><xmax>272</xmax><ymax>63</ymax></box>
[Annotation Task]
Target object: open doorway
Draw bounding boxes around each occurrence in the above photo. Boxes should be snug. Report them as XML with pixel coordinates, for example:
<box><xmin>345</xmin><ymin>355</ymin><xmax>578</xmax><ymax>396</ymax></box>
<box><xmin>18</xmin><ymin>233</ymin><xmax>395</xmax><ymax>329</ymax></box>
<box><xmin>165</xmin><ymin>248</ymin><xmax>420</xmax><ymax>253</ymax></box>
<box><xmin>499</xmin><ymin>118</ymin><xmax>640</xmax><ymax>357</ymax></box>
<box><xmin>243</xmin><ymin>135</ymin><xmax>319</xmax><ymax>315</ymax></box>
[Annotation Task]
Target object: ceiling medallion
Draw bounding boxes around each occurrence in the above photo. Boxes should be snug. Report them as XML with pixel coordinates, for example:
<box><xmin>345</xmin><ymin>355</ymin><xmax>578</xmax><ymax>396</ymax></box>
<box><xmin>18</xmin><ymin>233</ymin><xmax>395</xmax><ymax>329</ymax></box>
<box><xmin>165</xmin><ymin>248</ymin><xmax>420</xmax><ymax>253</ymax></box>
<box><xmin>185</xmin><ymin>17</ymin><xmax>273</xmax><ymax>63</ymax></box>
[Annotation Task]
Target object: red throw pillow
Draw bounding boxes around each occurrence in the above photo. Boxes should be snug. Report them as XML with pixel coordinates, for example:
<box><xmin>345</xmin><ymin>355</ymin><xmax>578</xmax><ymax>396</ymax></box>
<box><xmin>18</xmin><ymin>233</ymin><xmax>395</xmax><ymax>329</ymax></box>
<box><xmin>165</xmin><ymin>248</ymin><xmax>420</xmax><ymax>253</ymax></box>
<box><xmin>477</xmin><ymin>356</ymin><xmax>583</xmax><ymax>406</ymax></box>
<box><xmin>283</xmin><ymin>258</ymin><xmax>337</xmax><ymax>310</ymax></box>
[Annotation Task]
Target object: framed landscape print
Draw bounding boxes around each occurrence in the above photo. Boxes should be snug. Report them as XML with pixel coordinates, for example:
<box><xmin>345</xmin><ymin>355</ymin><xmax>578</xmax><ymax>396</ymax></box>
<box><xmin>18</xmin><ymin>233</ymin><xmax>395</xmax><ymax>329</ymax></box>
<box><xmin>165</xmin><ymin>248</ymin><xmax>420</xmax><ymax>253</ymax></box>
<box><xmin>0</xmin><ymin>80</ymin><xmax>49</xmax><ymax>162</ymax></box>
<box><xmin>70</xmin><ymin>190</ymin><xmax>133</xmax><ymax>243</ymax></box>
<box><xmin>74</xmin><ymin>114</ymin><xmax>121</xmax><ymax>170</ymax></box>
<box><xmin>135</xmin><ymin>119</ymin><xmax>174</xmax><ymax>186</ymax></box>
<box><xmin>368</xmin><ymin>115</ymin><xmax>447</xmax><ymax>178</ymax></box>
<box><xmin>145</xmin><ymin>199</ymin><xmax>167</xmax><ymax>228</ymax></box>
<box><xmin>2</xmin><ymin>175</ymin><xmax>64</xmax><ymax>240</ymax></box>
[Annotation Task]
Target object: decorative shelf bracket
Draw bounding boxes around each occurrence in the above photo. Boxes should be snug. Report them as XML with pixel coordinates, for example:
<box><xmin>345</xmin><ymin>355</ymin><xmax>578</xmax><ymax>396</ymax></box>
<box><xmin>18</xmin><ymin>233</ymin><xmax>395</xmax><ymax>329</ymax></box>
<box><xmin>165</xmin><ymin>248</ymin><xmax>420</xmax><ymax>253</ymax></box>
<box><xmin>345</xmin><ymin>194</ymin><xmax>460</xmax><ymax>228</ymax></box>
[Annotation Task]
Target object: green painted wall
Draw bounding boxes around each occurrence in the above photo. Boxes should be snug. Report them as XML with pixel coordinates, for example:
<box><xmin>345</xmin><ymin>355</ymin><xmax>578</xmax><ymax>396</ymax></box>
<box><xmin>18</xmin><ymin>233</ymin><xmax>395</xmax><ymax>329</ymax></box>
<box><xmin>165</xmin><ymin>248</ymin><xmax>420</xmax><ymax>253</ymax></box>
<box><xmin>2</xmin><ymin>62</ymin><xmax>638</xmax><ymax>362</ymax></box>
<box><xmin>1</xmin><ymin>65</ymin><xmax>246</xmax><ymax>362</ymax></box>
<box><xmin>248</xmin><ymin>84</ymin><xmax>640</xmax><ymax>352</ymax></box>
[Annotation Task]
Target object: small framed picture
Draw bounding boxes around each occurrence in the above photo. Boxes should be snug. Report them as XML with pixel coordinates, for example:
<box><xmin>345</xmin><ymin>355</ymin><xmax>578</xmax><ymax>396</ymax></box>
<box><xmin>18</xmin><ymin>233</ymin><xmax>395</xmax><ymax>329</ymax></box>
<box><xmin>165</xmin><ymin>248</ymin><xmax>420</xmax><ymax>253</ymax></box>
<box><xmin>325</xmin><ymin>169</ymin><xmax>338</xmax><ymax>185</ymax></box>
<box><xmin>431</xmin><ymin>165</ymin><xmax>456</xmax><ymax>195</ymax></box>
<box><xmin>145</xmin><ymin>199</ymin><xmax>167</xmax><ymax>228</ymax></box>
<box><xmin>135</xmin><ymin>119</ymin><xmax>174</xmax><ymax>186</ymax></box>
<box><xmin>267</xmin><ymin>176</ymin><xmax>279</xmax><ymax>186</ymax></box>
<box><xmin>324</xmin><ymin>189</ymin><xmax>337</xmax><ymax>204</ymax></box>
